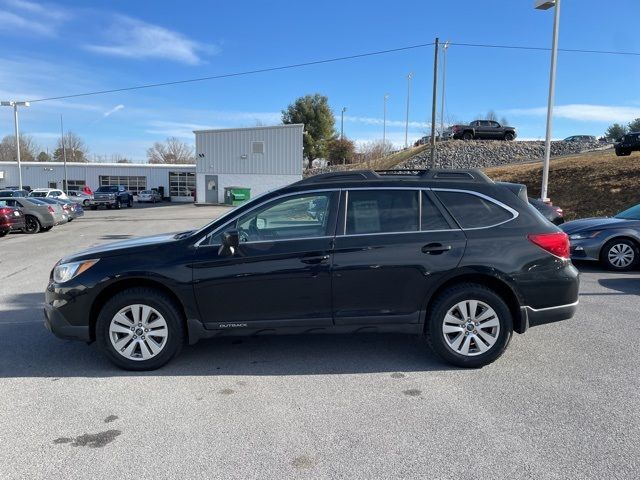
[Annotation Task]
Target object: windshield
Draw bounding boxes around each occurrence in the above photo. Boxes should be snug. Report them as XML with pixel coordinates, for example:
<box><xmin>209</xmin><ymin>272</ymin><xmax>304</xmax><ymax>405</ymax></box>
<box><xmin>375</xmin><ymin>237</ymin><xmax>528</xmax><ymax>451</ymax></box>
<box><xmin>615</xmin><ymin>204</ymin><xmax>640</xmax><ymax>220</ymax></box>
<box><xmin>96</xmin><ymin>186</ymin><xmax>119</xmax><ymax>193</ymax></box>
<box><xmin>30</xmin><ymin>191</ymin><xmax>47</xmax><ymax>197</ymax></box>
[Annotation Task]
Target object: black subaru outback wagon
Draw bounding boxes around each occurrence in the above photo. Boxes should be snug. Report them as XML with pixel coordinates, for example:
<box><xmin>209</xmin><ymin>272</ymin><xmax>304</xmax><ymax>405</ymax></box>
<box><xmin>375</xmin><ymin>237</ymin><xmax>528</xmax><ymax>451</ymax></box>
<box><xmin>45</xmin><ymin>169</ymin><xmax>579</xmax><ymax>370</ymax></box>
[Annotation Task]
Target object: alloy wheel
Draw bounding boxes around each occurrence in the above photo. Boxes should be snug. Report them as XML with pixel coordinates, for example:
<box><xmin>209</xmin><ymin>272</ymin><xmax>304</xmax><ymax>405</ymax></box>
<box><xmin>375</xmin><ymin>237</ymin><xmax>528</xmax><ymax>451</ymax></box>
<box><xmin>109</xmin><ymin>304</ymin><xmax>169</xmax><ymax>361</ymax></box>
<box><xmin>607</xmin><ymin>243</ymin><xmax>635</xmax><ymax>268</ymax></box>
<box><xmin>442</xmin><ymin>300</ymin><xmax>500</xmax><ymax>356</ymax></box>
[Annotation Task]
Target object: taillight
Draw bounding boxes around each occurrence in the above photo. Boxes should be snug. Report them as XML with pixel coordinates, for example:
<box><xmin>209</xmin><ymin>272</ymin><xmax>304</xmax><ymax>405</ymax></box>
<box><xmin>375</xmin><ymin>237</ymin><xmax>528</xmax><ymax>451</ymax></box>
<box><xmin>0</xmin><ymin>207</ymin><xmax>12</xmax><ymax>215</ymax></box>
<box><xmin>47</xmin><ymin>206</ymin><xmax>55</xmax><ymax>213</ymax></box>
<box><xmin>528</xmin><ymin>232</ymin><xmax>570</xmax><ymax>259</ymax></box>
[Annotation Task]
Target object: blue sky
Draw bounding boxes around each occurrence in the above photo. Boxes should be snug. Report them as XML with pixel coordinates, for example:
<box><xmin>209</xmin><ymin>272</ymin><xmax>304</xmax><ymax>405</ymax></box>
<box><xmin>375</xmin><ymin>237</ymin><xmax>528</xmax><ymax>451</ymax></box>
<box><xmin>0</xmin><ymin>0</ymin><xmax>639</xmax><ymax>162</ymax></box>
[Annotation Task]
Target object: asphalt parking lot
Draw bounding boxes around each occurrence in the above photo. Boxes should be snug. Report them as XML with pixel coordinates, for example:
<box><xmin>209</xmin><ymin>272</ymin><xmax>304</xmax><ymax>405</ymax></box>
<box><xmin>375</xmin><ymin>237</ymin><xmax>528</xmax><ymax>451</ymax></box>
<box><xmin>1</xmin><ymin>203</ymin><xmax>638</xmax><ymax>480</ymax></box>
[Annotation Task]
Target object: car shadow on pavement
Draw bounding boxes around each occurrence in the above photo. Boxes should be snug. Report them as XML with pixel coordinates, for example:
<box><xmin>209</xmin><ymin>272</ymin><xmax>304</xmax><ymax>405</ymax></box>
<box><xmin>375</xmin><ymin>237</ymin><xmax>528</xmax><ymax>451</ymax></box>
<box><xmin>597</xmin><ymin>278</ymin><xmax>640</xmax><ymax>295</ymax></box>
<box><xmin>0</xmin><ymin>294</ymin><xmax>452</xmax><ymax>378</ymax></box>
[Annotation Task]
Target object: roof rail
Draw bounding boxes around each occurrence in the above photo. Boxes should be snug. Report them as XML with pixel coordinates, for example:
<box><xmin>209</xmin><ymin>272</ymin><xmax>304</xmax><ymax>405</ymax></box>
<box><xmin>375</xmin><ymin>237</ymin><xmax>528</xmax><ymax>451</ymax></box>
<box><xmin>297</xmin><ymin>168</ymin><xmax>493</xmax><ymax>185</ymax></box>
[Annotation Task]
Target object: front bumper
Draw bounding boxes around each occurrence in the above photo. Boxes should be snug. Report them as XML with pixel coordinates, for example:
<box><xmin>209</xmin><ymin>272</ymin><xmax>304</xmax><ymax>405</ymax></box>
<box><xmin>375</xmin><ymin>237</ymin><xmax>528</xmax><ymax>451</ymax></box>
<box><xmin>569</xmin><ymin>238</ymin><xmax>602</xmax><ymax>262</ymax></box>
<box><xmin>521</xmin><ymin>301</ymin><xmax>579</xmax><ymax>328</ymax></box>
<box><xmin>90</xmin><ymin>198</ymin><xmax>117</xmax><ymax>206</ymax></box>
<box><xmin>44</xmin><ymin>302</ymin><xmax>90</xmax><ymax>341</ymax></box>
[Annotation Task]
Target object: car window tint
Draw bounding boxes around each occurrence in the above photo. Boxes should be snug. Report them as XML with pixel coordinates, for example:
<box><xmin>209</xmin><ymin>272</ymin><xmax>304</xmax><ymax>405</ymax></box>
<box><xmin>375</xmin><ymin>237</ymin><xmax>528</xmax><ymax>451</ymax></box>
<box><xmin>435</xmin><ymin>191</ymin><xmax>512</xmax><ymax>229</ymax></box>
<box><xmin>421</xmin><ymin>192</ymin><xmax>450</xmax><ymax>230</ymax></box>
<box><xmin>234</xmin><ymin>193</ymin><xmax>333</xmax><ymax>242</ymax></box>
<box><xmin>346</xmin><ymin>190</ymin><xmax>418</xmax><ymax>235</ymax></box>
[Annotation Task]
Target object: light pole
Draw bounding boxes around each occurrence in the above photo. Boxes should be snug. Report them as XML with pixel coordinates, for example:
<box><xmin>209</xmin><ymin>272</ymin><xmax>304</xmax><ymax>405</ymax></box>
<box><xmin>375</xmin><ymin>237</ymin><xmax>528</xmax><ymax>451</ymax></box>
<box><xmin>60</xmin><ymin>115</ymin><xmax>68</xmax><ymax>192</ymax></box>
<box><xmin>340</xmin><ymin>107</ymin><xmax>347</xmax><ymax>140</ymax></box>
<box><xmin>440</xmin><ymin>40</ymin><xmax>450</xmax><ymax>142</ymax></box>
<box><xmin>536</xmin><ymin>0</ymin><xmax>561</xmax><ymax>201</ymax></box>
<box><xmin>383</xmin><ymin>94</ymin><xmax>389</xmax><ymax>146</ymax></box>
<box><xmin>1</xmin><ymin>100</ymin><xmax>30</xmax><ymax>190</ymax></box>
<box><xmin>405</xmin><ymin>72</ymin><xmax>413</xmax><ymax>149</ymax></box>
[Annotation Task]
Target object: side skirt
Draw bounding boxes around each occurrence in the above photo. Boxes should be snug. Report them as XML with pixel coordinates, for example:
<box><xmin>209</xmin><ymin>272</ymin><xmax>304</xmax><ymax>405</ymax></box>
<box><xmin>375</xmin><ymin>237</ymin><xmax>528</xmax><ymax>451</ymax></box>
<box><xmin>186</xmin><ymin>319</ymin><xmax>423</xmax><ymax>345</ymax></box>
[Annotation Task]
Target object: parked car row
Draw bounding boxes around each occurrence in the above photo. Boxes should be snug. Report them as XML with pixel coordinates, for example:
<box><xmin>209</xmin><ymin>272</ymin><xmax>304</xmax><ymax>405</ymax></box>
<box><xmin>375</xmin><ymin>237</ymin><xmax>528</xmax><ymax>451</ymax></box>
<box><xmin>0</xmin><ymin>195</ymin><xmax>84</xmax><ymax>236</ymax></box>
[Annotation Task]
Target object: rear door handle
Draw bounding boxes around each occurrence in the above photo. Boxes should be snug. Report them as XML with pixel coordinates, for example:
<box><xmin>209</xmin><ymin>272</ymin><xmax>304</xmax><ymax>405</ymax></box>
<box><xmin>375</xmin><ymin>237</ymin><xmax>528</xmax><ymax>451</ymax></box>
<box><xmin>422</xmin><ymin>243</ymin><xmax>452</xmax><ymax>255</ymax></box>
<box><xmin>301</xmin><ymin>254</ymin><xmax>330</xmax><ymax>264</ymax></box>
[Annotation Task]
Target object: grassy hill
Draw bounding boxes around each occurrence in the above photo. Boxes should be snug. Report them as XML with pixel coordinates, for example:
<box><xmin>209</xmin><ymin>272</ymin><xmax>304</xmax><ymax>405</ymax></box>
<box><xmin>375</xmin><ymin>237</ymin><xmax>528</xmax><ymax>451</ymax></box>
<box><xmin>485</xmin><ymin>150</ymin><xmax>640</xmax><ymax>220</ymax></box>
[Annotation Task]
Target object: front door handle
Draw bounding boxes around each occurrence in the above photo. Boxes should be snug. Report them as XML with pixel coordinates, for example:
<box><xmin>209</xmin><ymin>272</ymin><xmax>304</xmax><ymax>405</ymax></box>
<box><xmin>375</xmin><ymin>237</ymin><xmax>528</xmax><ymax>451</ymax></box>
<box><xmin>301</xmin><ymin>254</ymin><xmax>330</xmax><ymax>264</ymax></box>
<box><xmin>422</xmin><ymin>243</ymin><xmax>452</xmax><ymax>255</ymax></box>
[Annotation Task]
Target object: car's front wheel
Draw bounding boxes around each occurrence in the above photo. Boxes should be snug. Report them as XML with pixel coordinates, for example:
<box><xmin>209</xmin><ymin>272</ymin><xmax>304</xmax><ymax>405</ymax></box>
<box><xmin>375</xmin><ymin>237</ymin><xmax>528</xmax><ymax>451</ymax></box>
<box><xmin>601</xmin><ymin>239</ymin><xmax>639</xmax><ymax>271</ymax></box>
<box><xmin>504</xmin><ymin>132</ymin><xmax>515</xmax><ymax>141</ymax></box>
<box><xmin>462</xmin><ymin>131</ymin><xmax>473</xmax><ymax>141</ymax></box>
<box><xmin>426</xmin><ymin>284</ymin><xmax>513</xmax><ymax>368</ymax></box>
<box><xmin>96</xmin><ymin>288</ymin><xmax>185</xmax><ymax>370</ymax></box>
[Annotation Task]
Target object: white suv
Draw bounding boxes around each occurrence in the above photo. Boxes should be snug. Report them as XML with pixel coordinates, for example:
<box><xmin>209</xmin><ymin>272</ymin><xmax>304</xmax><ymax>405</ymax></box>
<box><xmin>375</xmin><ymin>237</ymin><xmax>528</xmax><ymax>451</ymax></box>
<box><xmin>29</xmin><ymin>188</ymin><xmax>69</xmax><ymax>200</ymax></box>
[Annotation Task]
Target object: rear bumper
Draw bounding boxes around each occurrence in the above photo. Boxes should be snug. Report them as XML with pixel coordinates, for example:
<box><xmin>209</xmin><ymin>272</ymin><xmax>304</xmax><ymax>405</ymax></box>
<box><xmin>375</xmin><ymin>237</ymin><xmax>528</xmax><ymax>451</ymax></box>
<box><xmin>520</xmin><ymin>301</ymin><xmax>578</xmax><ymax>329</ymax></box>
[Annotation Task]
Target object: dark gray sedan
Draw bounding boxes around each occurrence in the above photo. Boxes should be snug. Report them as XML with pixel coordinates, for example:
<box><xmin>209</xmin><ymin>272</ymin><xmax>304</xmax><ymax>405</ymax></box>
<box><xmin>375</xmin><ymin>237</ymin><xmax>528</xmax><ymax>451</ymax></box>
<box><xmin>562</xmin><ymin>204</ymin><xmax>640</xmax><ymax>270</ymax></box>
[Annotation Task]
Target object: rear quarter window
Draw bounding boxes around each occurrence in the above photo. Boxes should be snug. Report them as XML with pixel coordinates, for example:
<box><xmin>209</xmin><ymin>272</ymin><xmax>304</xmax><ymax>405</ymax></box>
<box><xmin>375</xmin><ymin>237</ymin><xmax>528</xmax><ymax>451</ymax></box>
<box><xmin>435</xmin><ymin>191</ymin><xmax>514</xmax><ymax>229</ymax></box>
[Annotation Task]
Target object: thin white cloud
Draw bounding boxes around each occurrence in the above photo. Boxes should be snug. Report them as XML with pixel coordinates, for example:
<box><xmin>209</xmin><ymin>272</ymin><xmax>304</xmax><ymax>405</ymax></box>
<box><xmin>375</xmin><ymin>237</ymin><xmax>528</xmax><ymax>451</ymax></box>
<box><xmin>84</xmin><ymin>15</ymin><xmax>219</xmax><ymax>65</ymax></box>
<box><xmin>103</xmin><ymin>104</ymin><xmax>125</xmax><ymax>118</ymax></box>
<box><xmin>0</xmin><ymin>0</ymin><xmax>70</xmax><ymax>37</ymax></box>
<box><xmin>145</xmin><ymin>121</ymin><xmax>219</xmax><ymax>139</ymax></box>
<box><xmin>344</xmin><ymin>115</ymin><xmax>429</xmax><ymax>129</ymax></box>
<box><xmin>506</xmin><ymin>104</ymin><xmax>640</xmax><ymax>123</ymax></box>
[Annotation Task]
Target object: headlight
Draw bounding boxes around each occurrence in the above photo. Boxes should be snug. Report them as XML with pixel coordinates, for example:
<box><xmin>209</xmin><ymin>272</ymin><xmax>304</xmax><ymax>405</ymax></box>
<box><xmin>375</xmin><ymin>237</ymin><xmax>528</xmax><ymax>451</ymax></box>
<box><xmin>569</xmin><ymin>231</ymin><xmax>601</xmax><ymax>240</ymax></box>
<box><xmin>53</xmin><ymin>259</ymin><xmax>99</xmax><ymax>283</ymax></box>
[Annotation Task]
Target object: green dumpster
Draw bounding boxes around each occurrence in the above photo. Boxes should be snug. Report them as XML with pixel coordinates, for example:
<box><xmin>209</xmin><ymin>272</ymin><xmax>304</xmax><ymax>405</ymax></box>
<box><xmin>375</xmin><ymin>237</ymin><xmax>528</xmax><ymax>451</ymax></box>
<box><xmin>224</xmin><ymin>187</ymin><xmax>251</xmax><ymax>206</ymax></box>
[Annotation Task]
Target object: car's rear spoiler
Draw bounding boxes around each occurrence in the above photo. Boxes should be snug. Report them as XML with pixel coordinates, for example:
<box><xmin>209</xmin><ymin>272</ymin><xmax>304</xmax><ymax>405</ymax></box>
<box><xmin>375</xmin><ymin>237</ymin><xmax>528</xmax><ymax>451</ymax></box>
<box><xmin>496</xmin><ymin>182</ymin><xmax>528</xmax><ymax>203</ymax></box>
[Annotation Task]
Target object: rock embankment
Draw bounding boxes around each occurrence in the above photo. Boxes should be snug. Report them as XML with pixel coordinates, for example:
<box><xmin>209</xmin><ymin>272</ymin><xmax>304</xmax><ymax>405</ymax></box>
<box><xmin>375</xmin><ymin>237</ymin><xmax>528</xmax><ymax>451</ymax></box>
<box><xmin>403</xmin><ymin>140</ymin><xmax>609</xmax><ymax>169</ymax></box>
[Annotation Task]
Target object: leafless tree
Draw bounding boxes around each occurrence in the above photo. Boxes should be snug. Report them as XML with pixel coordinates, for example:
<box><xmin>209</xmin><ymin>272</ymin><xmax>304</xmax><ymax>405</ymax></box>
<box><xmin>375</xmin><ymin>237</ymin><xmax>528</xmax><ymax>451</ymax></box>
<box><xmin>0</xmin><ymin>134</ymin><xmax>39</xmax><ymax>162</ymax></box>
<box><xmin>147</xmin><ymin>137</ymin><xmax>195</xmax><ymax>164</ymax></box>
<box><xmin>54</xmin><ymin>132</ymin><xmax>88</xmax><ymax>162</ymax></box>
<box><xmin>357</xmin><ymin>140</ymin><xmax>395</xmax><ymax>165</ymax></box>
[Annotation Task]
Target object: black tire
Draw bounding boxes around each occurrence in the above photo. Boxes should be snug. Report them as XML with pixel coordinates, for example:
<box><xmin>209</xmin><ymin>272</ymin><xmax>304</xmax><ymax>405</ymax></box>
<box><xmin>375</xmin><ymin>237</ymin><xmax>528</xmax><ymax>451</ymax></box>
<box><xmin>23</xmin><ymin>215</ymin><xmax>41</xmax><ymax>234</ymax></box>
<box><xmin>462</xmin><ymin>131</ymin><xmax>473</xmax><ymax>141</ymax></box>
<box><xmin>426</xmin><ymin>283</ymin><xmax>513</xmax><ymax>368</ymax></box>
<box><xmin>83</xmin><ymin>200</ymin><xmax>90</xmax><ymax>207</ymax></box>
<box><xmin>127</xmin><ymin>197</ymin><xmax>133</xmax><ymax>208</ymax></box>
<box><xmin>91</xmin><ymin>205</ymin><xmax>97</xmax><ymax>210</ymax></box>
<box><xmin>41</xmin><ymin>226</ymin><xmax>53</xmax><ymax>232</ymax></box>
<box><xmin>504</xmin><ymin>132</ymin><xmax>515</xmax><ymax>141</ymax></box>
<box><xmin>600</xmin><ymin>238</ymin><xmax>639</xmax><ymax>271</ymax></box>
<box><xmin>114</xmin><ymin>200</ymin><xmax>121</xmax><ymax>209</ymax></box>
<box><xmin>0</xmin><ymin>230</ymin><xmax>7</xmax><ymax>237</ymax></box>
<box><xmin>96</xmin><ymin>288</ymin><xmax>185</xmax><ymax>371</ymax></box>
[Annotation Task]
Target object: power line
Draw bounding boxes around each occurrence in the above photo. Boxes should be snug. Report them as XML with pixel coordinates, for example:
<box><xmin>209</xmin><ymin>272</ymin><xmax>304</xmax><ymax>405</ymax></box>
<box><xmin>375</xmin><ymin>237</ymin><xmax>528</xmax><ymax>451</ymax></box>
<box><xmin>23</xmin><ymin>40</ymin><xmax>640</xmax><ymax>104</ymax></box>
<box><xmin>449</xmin><ymin>42</ymin><xmax>640</xmax><ymax>56</ymax></box>
<box><xmin>27</xmin><ymin>42</ymin><xmax>435</xmax><ymax>103</ymax></box>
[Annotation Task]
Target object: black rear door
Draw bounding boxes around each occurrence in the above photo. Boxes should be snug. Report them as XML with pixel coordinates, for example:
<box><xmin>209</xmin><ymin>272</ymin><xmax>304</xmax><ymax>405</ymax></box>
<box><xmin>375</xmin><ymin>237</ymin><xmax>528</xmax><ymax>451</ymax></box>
<box><xmin>331</xmin><ymin>189</ymin><xmax>466</xmax><ymax>326</ymax></box>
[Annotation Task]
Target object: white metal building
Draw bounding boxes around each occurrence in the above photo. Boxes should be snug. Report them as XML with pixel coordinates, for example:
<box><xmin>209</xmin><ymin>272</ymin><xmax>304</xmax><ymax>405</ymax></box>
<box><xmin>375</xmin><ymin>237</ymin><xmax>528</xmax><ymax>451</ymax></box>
<box><xmin>0</xmin><ymin>161</ymin><xmax>196</xmax><ymax>201</ymax></box>
<box><xmin>194</xmin><ymin>124</ymin><xmax>303</xmax><ymax>204</ymax></box>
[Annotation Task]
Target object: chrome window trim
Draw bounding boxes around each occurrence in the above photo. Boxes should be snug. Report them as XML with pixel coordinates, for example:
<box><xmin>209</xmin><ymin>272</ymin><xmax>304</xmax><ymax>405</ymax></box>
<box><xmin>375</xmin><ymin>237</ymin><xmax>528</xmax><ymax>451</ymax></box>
<box><xmin>195</xmin><ymin>188</ymin><xmax>340</xmax><ymax>247</ymax></box>
<box><xmin>431</xmin><ymin>188</ymin><xmax>519</xmax><ymax>230</ymax></box>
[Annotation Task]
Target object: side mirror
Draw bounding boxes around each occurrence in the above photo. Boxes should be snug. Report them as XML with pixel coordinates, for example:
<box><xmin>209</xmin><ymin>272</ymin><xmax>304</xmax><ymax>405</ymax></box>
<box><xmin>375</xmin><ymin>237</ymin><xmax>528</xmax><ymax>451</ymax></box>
<box><xmin>218</xmin><ymin>229</ymin><xmax>240</xmax><ymax>257</ymax></box>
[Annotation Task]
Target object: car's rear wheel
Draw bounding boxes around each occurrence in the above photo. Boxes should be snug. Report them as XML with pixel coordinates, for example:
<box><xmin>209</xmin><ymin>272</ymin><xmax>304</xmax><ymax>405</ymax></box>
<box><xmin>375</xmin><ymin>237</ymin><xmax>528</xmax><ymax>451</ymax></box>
<box><xmin>23</xmin><ymin>215</ymin><xmax>41</xmax><ymax>234</ymax></box>
<box><xmin>41</xmin><ymin>226</ymin><xmax>52</xmax><ymax>232</ymax></box>
<box><xmin>601</xmin><ymin>239</ymin><xmax>638</xmax><ymax>271</ymax></box>
<box><xmin>127</xmin><ymin>198</ymin><xmax>133</xmax><ymax>208</ymax></box>
<box><xmin>83</xmin><ymin>200</ymin><xmax>90</xmax><ymax>207</ymax></box>
<box><xmin>462</xmin><ymin>131</ymin><xmax>473</xmax><ymax>141</ymax></box>
<box><xmin>504</xmin><ymin>132</ymin><xmax>515</xmax><ymax>141</ymax></box>
<box><xmin>0</xmin><ymin>230</ymin><xmax>8</xmax><ymax>237</ymax></box>
<box><xmin>616</xmin><ymin>149</ymin><xmax>630</xmax><ymax>157</ymax></box>
<box><xmin>96</xmin><ymin>288</ymin><xmax>185</xmax><ymax>370</ymax></box>
<box><xmin>426</xmin><ymin>284</ymin><xmax>513</xmax><ymax>368</ymax></box>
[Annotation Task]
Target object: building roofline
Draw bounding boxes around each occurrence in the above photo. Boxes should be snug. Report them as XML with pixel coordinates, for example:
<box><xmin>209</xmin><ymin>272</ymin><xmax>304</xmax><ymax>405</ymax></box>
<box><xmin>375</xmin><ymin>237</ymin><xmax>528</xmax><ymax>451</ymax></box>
<box><xmin>0</xmin><ymin>161</ymin><xmax>195</xmax><ymax>169</ymax></box>
<box><xmin>193</xmin><ymin>123</ymin><xmax>304</xmax><ymax>134</ymax></box>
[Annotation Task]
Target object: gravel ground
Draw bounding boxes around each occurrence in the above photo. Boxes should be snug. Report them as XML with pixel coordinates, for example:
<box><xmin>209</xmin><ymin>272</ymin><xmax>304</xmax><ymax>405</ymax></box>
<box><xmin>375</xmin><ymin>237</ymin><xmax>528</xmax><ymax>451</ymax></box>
<box><xmin>0</xmin><ymin>204</ymin><xmax>638</xmax><ymax>480</ymax></box>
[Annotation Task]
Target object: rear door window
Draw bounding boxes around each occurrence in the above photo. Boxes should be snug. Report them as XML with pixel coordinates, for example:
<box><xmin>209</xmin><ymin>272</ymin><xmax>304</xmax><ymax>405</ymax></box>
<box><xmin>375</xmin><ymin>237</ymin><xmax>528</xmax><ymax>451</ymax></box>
<box><xmin>346</xmin><ymin>190</ymin><xmax>418</xmax><ymax>235</ymax></box>
<box><xmin>434</xmin><ymin>191</ymin><xmax>513</xmax><ymax>229</ymax></box>
<box><xmin>421</xmin><ymin>192</ymin><xmax>451</xmax><ymax>230</ymax></box>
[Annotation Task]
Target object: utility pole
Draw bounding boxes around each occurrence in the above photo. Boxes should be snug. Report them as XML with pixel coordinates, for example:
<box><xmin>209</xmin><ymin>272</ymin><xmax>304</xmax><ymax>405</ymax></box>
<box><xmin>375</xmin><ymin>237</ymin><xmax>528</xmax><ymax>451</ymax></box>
<box><xmin>440</xmin><ymin>41</ymin><xmax>450</xmax><ymax>147</ymax></box>
<box><xmin>404</xmin><ymin>73</ymin><xmax>413</xmax><ymax>149</ymax></box>
<box><xmin>340</xmin><ymin>107</ymin><xmax>347</xmax><ymax>140</ymax></box>
<box><xmin>383</xmin><ymin>94</ymin><xmax>389</xmax><ymax>146</ymax></box>
<box><xmin>60</xmin><ymin>115</ymin><xmax>68</xmax><ymax>192</ymax></box>
<box><xmin>430</xmin><ymin>37</ymin><xmax>440</xmax><ymax>168</ymax></box>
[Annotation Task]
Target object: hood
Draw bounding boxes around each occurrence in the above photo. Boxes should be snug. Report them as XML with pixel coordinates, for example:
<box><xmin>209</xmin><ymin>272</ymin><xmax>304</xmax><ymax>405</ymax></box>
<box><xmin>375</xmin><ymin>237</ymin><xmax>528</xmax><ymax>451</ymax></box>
<box><xmin>62</xmin><ymin>232</ymin><xmax>185</xmax><ymax>262</ymax></box>
<box><xmin>560</xmin><ymin>217</ymin><xmax>634</xmax><ymax>234</ymax></box>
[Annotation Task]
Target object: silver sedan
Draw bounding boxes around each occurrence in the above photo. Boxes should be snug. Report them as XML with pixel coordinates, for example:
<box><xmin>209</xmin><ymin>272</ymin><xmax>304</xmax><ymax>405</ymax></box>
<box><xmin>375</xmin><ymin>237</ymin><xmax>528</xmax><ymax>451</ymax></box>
<box><xmin>561</xmin><ymin>204</ymin><xmax>640</xmax><ymax>271</ymax></box>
